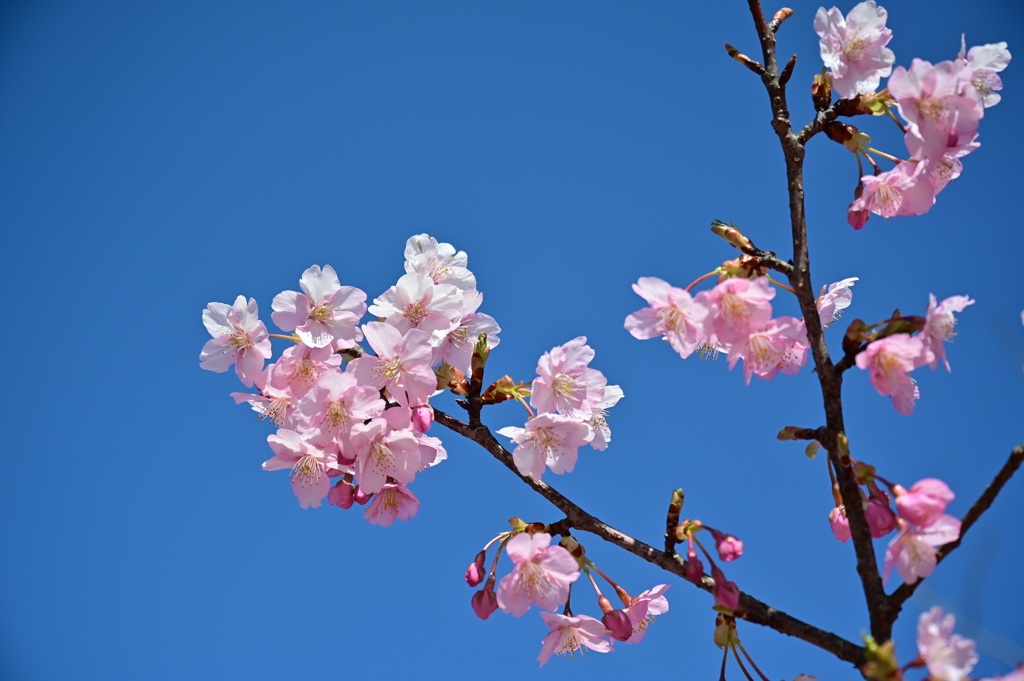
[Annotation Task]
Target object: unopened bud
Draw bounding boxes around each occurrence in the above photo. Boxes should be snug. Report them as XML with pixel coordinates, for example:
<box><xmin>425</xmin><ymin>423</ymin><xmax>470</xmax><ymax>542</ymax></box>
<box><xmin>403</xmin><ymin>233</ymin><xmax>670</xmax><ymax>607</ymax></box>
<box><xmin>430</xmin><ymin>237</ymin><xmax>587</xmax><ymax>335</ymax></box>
<box><xmin>666</xmin><ymin>489</ymin><xmax>685</xmax><ymax>529</ymax></box>
<box><xmin>328</xmin><ymin>480</ymin><xmax>355</xmax><ymax>509</ymax></box>
<box><xmin>354</xmin><ymin>487</ymin><xmax>373</xmax><ymax>506</ymax></box>
<box><xmin>559</xmin><ymin>535</ymin><xmax>586</xmax><ymax>559</ymax></box>
<box><xmin>465</xmin><ymin>550</ymin><xmax>487</xmax><ymax>587</ymax></box>
<box><xmin>684</xmin><ymin>546</ymin><xmax>704</xmax><ymax>581</ymax></box>
<box><xmin>471</xmin><ymin>578</ymin><xmax>498</xmax><ymax>620</ymax></box>
<box><xmin>710</xmin><ymin>529</ymin><xmax>743</xmax><ymax>562</ymax></box>
<box><xmin>524</xmin><ymin>522</ymin><xmax>546</xmax><ymax>535</ymax></box>
<box><xmin>411</xmin><ymin>404</ymin><xmax>434</xmax><ymax>433</ymax></box>
<box><xmin>812</xmin><ymin>69</ymin><xmax>833</xmax><ymax>110</ymax></box>
<box><xmin>710</xmin><ymin>219</ymin><xmax>752</xmax><ymax>250</ymax></box>
<box><xmin>711</xmin><ymin>565</ymin><xmax>740</xmax><ymax>611</ymax></box>
<box><xmin>601</xmin><ymin>608</ymin><xmax>634</xmax><ymax>642</ymax></box>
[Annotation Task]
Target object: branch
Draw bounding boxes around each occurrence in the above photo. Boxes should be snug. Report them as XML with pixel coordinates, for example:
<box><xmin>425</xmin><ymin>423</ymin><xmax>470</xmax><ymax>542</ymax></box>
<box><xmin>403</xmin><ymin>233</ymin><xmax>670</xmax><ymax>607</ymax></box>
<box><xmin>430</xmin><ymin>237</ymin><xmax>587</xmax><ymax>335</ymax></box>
<box><xmin>433</xmin><ymin>406</ymin><xmax>866</xmax><ymax>667</ymax></box>
<box><xmin>885</xmin><ymin>444</ymin><xmax>1024</xmax><ymax>619</ymax></box>
<box><xmin>744</xmin><ymin>0</ymin><xmax>893</xmax><ymax>639</ymax></box>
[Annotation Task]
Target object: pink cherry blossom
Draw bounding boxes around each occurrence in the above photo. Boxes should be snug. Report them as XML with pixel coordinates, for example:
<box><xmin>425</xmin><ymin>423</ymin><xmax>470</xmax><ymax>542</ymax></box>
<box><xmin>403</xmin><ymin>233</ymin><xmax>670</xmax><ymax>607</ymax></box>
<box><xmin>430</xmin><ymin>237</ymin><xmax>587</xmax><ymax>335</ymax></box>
<box><xmin>917</xmin><ymin>607</ymin><xmax>978</xmax><ymax>681</ymax></box>
<box><xmin>855</xmin><ymin>334</ymin><xmax>928</xmax><ymax>415</ymax></box>
<box><xmin>230</xmin><ymin>369</ymin><xmax>298</xmax><ymax>428</ymax></box>
<box><xmin>960</xmin><ymin>38</ymin><xmax>1012</xmax><ymax>108</ymax></box>
<box><xmin>347</xmin><ymin>323</ymin><xmax>437</xmax><ymax>408</ymax></box>
<box><xmin>922</xmin><ymin>293</ymin><xmax>974</xmax><ymax>371</ymax></box>
<box><xmin>433</xmin><ymin>290</ymin><xmax>501</xmax><ymax>374</ymax></box>
<box><xmin>848</xmin><ymin>161</ymin><xmax>938</xmax><ymax>226</ymax></box>
<box><xmin>829</xmin><ymin>505</ymin><xmax>852</xmax><ymax>542</ymax></box>
<box><xmin>883</xmin><ymin>515</ymin><xmax>960</xmax><ymax>583</ymax></box>
<box><xmin>496</xmin><ymin>532</ymin><xmax>580</xmax><ymax>617</ymax></box>
<box><xmin>363</xmin><ymin>482</ymin><xmax>419</xmax><ymax>526</ymax></box>
<box><xmin>403</xmin><ymin>233</ymin><xmax>476</xmax><ymax>291</ymax></box>
<box><xmin>704</xmin><ymin>277</ymin><xmax>775</xmax><ymax>347</ymax></box>
<box><xmin>889</xmin><ymin>58</ymin><xmax>983</xmax><ymax>164</ymax></box>
<box><xmin>814</xmin><ymin>1</ymin><xmax>895</xmax><ymax>99</ymax></box>
<box><xmin>585</xmin><ymin>385</ymin><xmax>624</xmax><ymax>451</ymax></box>
<box><xmin>537</xmin><ymin>612</ymin><xmax>613</xmax><ymax>666</ymax></box>
<box><xmin>531</xmin><ymin>337</ymin><xmax>608</xmax><ymax>420</ymax></box>
<box><xmin>729</xmin><ymin>316</ymin><xmax>809</xmax><ymax>385</ymax></box>
<box><xmin>624</xmin><ymin>277</ymin><xmax>711</xmax><ymax>358</ymax></box>
<box><xmin>263</xmin><ymin>428</ymin><xmax>339</xmax><ymax>509</ymax></box>
<box><xmin>369</xmin><ymin>271</ymin><xmax>465</xmax><ymax>340</ymax></box>
<box><xmin>267</xmin><ymin>343</ymin><xmax>342</xmax><ymax>397</ymax></box>
<box><xmin>271</xmin><ymin>265</ymin><xmax>366</xmax><ymax>349</ymax></box>
<box><xmin>816</xmin><ymin>278</ymin><xmax>858</xmax><ymax>328</ymax></box>
<box><xmin>295</xmin><ymin>370</ymin><xmax>385</xmax><ymax>446</ymax></box>
<box><xmin>200</xmin><ymin>295</ymin><xmax>272</xmax><ymax>388</ymax></box>
<box><xmin>864</xmin><ymin>495</ymin><xmax>897</xmax><ymax>538</ymax></box>
<box><xmin>348</xmin><ymin>416</ymin><xmax>423</xmax><ymax>494</ymax></box>
<box><xmin>497</xmin><ymin>413</ymin><xmax>594</xmax><ymax>480</ymax></box>
<box><xmin>624</xmin><ymin>584</ymin><xmax>670</xmax><ymax>645</ymax></box>
<box><xmin>896</xmin><ymin>478</ymin><xmax>955</xmax><ymax>527</ymax></box>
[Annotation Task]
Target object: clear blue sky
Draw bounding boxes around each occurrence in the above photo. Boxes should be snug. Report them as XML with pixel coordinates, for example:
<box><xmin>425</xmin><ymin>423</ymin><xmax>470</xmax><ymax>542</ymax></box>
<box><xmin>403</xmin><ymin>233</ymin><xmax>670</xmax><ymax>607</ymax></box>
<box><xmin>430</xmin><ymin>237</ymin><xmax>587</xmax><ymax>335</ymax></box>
<box><xmin>2</xmin><ymin>1</ymin><xmax>1022</xmax><ymax>679</ymax></box>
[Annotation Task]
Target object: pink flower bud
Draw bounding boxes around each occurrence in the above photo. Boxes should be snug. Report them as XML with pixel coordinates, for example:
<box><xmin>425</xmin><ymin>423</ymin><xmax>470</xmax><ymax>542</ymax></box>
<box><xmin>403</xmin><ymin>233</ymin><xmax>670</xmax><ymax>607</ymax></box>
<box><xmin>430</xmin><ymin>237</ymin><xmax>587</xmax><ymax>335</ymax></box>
<box><xmin>465</xmin><ymin>551</ymin><xmax>487</xmax><ymax>587</ymax></box>
<box><xmin>829</xmin><ymin>505</ymin><xmax>851</xmax><ymax>543</ymax></box>
<box><xmin>711</xmin><ymin>565</ymin><xmax>740</xmax><ymax>611</ymax></box>
<box><xmin>328</xmin><ymin>480</ymin><xmax>355</xmax><ymax>509</ymax></box>
<box><xmin>412</xmin><ymin>404</ymin><xmax>434</xmax><ymax>433</ymax></box>
<box><xmin>601</xmin><ymin>609</ymin><xmax>634</xmax><ymax>641</ymax></box>
<box><xmin>896</xmin><ymin>478</ymin><xmax>955</xmax><ymax>527</ymax></box>
<box><xmin>471</xmin><ymin>581</ymin><xmax>498</xmax><ymax>620</ymax></box>
<box><xmin>710</xmin><ymin>529</ymin><xmax>743</xmax><ymax>562</ymax></box>
<box><xmin>865</xmin><ymin>497</ymin><xmax>897</xmax><ymax>538</ymax></box>
<box><xmin>354</xmin><ymin>487</ymin><xmax>373</xmax><ymax>506</ymax></box>
<box><xmin>684</xmin><ymin>545</ymin><xmax>704</xmax><ymax>581</ymax></box>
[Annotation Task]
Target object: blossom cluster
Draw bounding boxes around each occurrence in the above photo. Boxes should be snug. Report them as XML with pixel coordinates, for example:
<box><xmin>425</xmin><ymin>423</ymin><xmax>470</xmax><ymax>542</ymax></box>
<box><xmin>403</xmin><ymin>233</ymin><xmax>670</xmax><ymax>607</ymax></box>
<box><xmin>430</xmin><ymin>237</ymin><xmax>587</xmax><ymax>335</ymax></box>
<box><xmin>465</xmin><ymin>529</ymin><xmax>670</xmax><ymax>667</ymax></box>
<box><xmin>855</xmin><ymin>293</ymin><xmax>974</xmax><ymax>415</ymax></box>
<box><xmin>497</xmin><ymin>337</ymin><xmax>622</xmax><ymax>480</ymax></box>
<box><xmin>829</xmin><ymin>471</ymin><xmax>961</xmax><ymax>585</ymax></box>
<box><xmin>914</xmin><ymin>607</ymin><xmax>1024</xmax><ymax>681</ymax></box>
<box><xmin>624</xmin><ymin>274</ymin><xmax>863</xmax><ymax>384</ymax></box>
<box><xmin>199</xmin><ymin>235</ymin><xmax>500</xmax><ymax>522</ymax></box>
<box><xmin>814</xmin><ymin>2</ymin><xmax>1011</xmax><ymax>227</ymax></box>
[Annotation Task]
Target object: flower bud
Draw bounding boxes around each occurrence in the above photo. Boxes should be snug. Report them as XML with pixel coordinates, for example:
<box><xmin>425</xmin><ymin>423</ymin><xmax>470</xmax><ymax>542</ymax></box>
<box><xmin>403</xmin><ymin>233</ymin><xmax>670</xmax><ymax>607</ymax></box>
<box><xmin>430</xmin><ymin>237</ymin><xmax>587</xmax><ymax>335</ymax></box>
<box><xmin>354</xmin><ymin>487</ymin><xmax>373</xmax><ymax>506</ymax></box>
<box><xmin>465</xmin><ymin>550</ymin><xmax>487</xmax><ymax>587</ymax></box>
<box><xmin>411</xmin><ymin>404</ymin><xmax>434</xmax><ymax>433</ymax></box>
<box><xmin>711</xmin><ymin>565</ymin><xmax>740</xmax><ymax>611</ymax></box>
<box><xmin>865</xmin><ymin>497</ymin><xmax>897</xmax><ymax>538</ymax></box>
<box><xmin>601</xmin><ymin>609</ymin><xmax>634</xmax><ymax>642</ymax></box>
<box><xmin>471</xmin><ymin>581</ymin><xmax>498</xmax><ymax>620</ymax></box>
<box><xmin>829</xmin><ymin>505</ymin><xmax>851</xmax><ymax>543</ymax></box>
<box><xmin>684</xmin><ymin>548</ymin><xmax>704</xmax><ymax>582</ymax></box>
<box><xmin>328</xmin><ymin>480</ymin><xmax>355</xmax><ymax>509</ymax></box>
<box><xmin>895</xmin><ymin>478</ymin><xmax>955</xmax><ymax>527</ymax></box>
<box><xmin>710</xmin><ymin>529</ymin><xmax>743</xmax><ymax>562</ymax></box>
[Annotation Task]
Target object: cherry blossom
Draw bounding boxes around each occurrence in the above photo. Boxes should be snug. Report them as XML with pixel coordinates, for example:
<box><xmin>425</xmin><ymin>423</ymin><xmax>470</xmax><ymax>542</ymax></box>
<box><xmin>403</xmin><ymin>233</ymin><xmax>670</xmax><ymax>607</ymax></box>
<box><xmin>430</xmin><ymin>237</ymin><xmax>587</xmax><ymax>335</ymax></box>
<box><xmin>271</xmin><ymin>265</ymin><xmax>366</xmax><ymax>349</ymax></box>
<box><xmin>200</xmin><ymin>295</ymin><xmax>272</xmax><ymax>388</ymax></box>
<box><xmin>814</xmin><ymin>1</ymin><xmax>895</xmax><ymax>99</ymax></box>
<box><xmin>363</xmin><ymin>482</ymin><xmax>419</xmax><ymax>526</ymax></box>
<box><xmin>537</xmin><ymin>612</ymin><xmax>613</xmax><ymax>666</ymax></box>
<box><xmin>624</xmin><ymin>277</ymin><xmax>710</xmax><ymax>358</ymax></box>
<box><xmin>348</xmin><ymin>415</ymin><xmax>423</xmax><ymax>494</ymax></box>
<box><xmin>496</xmin><ymin>532</ymin><xmax>580</xmax><ymax>617</ymax></box>
<box><xmin>497</xmin><ymin>413</ymin><xmax>594</xmax><ymax>480</ymax></box>
<box><xmin>267</xmin><ymin>343</ymin><xmax>342</xmax><ymax>397</ymax></box>
<box><xmin>960</xmin><ymin>38</ymin><xmax>1012</xmax><ymax>108</ymax></box>
<box><xmin>347</xmin><ymin>323</ymin><xmax>436</xmax><ymax>408</ymax></box>
<box><xmin>704</xmin><ymin>277</ymin><xmax>775</xmax><ymax>347</ymax></box>
<box><xmin>403</xmin><ymin>233</ymin><xmax>476</xmax><ymax>291</ymax></box>
<box><xmin>263</xmin><ymin>428</ymin><xmax>339</xmax><ymax>509</ymax></box>
<box><xmin>922</xmin><ymin>293</ymin><xmax>974</xmax><ymax>371</ymax></box>
<box><xmin>295</xmin><ymin>370</ymin><xmax>384</xmax><ymax>446</ymax></box>
<box><xmin>896</xmin><ymin>478</ymin><xmax>955</xmax><ymax>527</ymax></box>
<box><xmin>432</xmin><ymin>290</ymin><xmax>501</xmax><ymax>374</ymax></box>
<box><xmin>888</xmin><ymin>58</ymin><xmax>983</xmax><ymax>164</ymax></box>
<box><xmin>855</xmin><ymin>334</ymin><xmax>928</xmax><ymax>415</ymax></box>
<box><xmin>816</xmin><ymin>278</ymin><xmax>858</xmax><ymax>328</ymax></box>
<box><xmin>585</xmin><ymin>385</ymin><xmax>624</xmax><ymax>451</ymax></box>
<box><xmin>369</xmin><ymin>271</ymin><xmax>464</xmax><ymax>340</ymax></box>
<box><xmin>531</xmin><ymin>337</ymin><xmax>608</xmax><ymax>420</ymax></box>
<box><xmin>917</xmin><ymin>607</ymin><xmax>978</xmax><ymax>681</ymax></box>
<box><xmin>848</xmin><ymin>161</ymin><xmax>938</xmax><ymax>226</ymax></box>
<box><xmin>729</xmin><ymin>316</ymin><xmax>809</xmax><ymax>385</ymax></box>
<box><xmin>883</xmin><ymin>515</ymin><xmax>960</xmax><ymax>583</ymax></box>
<box><xmin>624</xmin><ymin>584</ymin><xmax>670</xmax><ymax>645</ymax></box>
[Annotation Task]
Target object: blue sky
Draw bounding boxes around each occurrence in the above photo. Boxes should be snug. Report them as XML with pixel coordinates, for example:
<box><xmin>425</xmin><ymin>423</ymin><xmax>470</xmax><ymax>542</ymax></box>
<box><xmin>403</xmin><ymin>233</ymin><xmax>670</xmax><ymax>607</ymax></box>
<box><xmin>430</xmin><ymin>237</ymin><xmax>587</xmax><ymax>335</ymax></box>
<box><xmin>2</xmin><ymin>1</ymin><xmax>1022</xmax><ymax>679</ymax></box>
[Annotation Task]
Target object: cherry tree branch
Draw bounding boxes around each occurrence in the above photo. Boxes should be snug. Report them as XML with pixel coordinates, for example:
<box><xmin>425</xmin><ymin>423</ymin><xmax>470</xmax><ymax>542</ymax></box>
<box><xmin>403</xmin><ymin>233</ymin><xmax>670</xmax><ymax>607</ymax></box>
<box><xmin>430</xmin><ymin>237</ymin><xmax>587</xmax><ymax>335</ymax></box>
<box><xmin>884</xmin><ymin>444</ymin><xmax>1024</xmax><ymax>621</ymax></box>
<box><xmin>743</xmin><ymin>0</ymin><xmax>894</xmax><ymax>640</ymax></box>
<box><xmin>433</xmin><ymin>406</ymin><xmax>866</xmax><ymax>667</ymax></box>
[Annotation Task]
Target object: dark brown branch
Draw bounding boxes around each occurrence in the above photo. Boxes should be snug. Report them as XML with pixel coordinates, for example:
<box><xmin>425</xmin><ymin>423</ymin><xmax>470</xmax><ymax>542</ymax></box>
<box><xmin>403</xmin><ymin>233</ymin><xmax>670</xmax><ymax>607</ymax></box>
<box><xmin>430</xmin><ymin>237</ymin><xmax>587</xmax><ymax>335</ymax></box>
<box><xmin>884</xmin><ymin>444</ymin><xmax>1024</xmax><ymax>620</ymax></box>
<box><xmin>744</xmin><ymin>0</ymin><xmax>893</xmax><ymax>639</ymax></box>
<box><xmin>433</xmin><ymin>407</ymin><xmax>866</xmax><ymax>666</ymax></box>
